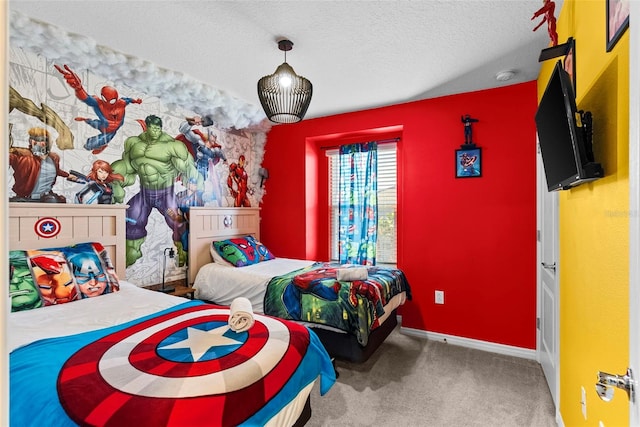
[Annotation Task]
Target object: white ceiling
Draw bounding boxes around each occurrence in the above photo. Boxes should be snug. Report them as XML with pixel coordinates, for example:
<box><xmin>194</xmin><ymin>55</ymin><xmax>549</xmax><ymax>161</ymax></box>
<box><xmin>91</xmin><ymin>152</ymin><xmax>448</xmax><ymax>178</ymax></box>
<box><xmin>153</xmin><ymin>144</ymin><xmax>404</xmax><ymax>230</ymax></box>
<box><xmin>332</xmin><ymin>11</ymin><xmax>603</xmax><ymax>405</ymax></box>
<box><xmin>9</xmin><ymin>0</ymin><xmax>561</xmax><ymax>121</ymax></box>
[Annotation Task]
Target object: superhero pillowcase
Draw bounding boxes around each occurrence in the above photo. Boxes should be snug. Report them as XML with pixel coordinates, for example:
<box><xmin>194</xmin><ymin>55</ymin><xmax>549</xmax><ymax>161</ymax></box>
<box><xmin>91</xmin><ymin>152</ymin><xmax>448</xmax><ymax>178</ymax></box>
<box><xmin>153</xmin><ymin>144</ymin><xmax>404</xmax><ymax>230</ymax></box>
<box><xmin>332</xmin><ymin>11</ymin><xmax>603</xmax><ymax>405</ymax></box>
<box><xmin>211</xmin><ymin>235</ymin><xmax>275</xmax><ymax>267</ymax></box>
<box><xmin>9</xmin><ymin>250</ymin><xmax>79</xmax><ymax>312</ymax></box>
<box><xmin>9</xmin><ymin>243</ymin><xmax>120</xmax><ymax>313</ymax></box>
<box><xmin>52</xmin><ymin>242</ymin><xmax>120</xmax><ymax>299</ymax></box>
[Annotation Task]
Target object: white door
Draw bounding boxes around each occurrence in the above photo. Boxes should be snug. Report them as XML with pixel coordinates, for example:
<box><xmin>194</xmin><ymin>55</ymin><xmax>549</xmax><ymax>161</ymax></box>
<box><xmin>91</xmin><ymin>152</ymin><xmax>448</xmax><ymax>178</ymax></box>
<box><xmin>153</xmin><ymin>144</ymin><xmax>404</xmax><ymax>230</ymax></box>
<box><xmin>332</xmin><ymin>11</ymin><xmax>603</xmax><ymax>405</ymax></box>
<box><xmin>629</xmin><ymin>0</ymin><xmax>640</xmax><ymax>424</ymax></box>
<box><xmin>538</xmin><ymin>142</ymin><xmax>559</xmax><ymax>409</ymax></box>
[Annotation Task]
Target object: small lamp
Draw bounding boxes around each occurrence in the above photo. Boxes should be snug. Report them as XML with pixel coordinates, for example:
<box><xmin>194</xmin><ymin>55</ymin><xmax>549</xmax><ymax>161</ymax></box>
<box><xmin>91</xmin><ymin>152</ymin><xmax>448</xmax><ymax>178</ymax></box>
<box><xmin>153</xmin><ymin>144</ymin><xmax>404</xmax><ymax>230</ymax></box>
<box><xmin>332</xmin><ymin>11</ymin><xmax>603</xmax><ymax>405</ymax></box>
<box><xmin>257</xmin><ymin>39</ymin><xmax>313</xmax><ymax>124</ymax></box>
<box><xmin>161</xmin><ymin>247</ymin><xmax>175</xmax><ymax>293</ymax></box>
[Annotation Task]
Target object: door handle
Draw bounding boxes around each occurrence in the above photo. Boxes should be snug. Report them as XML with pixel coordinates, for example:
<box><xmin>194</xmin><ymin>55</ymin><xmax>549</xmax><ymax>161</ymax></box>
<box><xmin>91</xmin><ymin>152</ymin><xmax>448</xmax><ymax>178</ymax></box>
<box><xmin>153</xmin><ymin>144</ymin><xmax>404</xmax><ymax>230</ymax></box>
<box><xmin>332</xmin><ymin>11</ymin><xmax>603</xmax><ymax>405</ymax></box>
<box><xmin>596</xmin><ymin>368</ymin><xmax>635</xmax><ymax>402</ymax></box>
<box><xmin>541</xmin><ymin>262</ymin><xmax>556</xmax><ymax>271</ymax></box>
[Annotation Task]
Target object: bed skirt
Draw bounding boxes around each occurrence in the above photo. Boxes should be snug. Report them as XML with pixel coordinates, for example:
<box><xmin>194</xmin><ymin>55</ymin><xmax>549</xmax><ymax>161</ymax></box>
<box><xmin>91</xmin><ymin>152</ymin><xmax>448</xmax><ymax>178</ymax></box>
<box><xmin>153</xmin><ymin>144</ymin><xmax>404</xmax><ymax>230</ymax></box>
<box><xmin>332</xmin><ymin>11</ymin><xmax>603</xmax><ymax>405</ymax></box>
<box><xmin>292</xmin><ymin>395</ymin><xmax>312</xmax><ymax>427</ymax></box>
<box><xmin>309</xmin><ymin>309</ymin><xmax>399</xmax><ymax>363</ymax></box>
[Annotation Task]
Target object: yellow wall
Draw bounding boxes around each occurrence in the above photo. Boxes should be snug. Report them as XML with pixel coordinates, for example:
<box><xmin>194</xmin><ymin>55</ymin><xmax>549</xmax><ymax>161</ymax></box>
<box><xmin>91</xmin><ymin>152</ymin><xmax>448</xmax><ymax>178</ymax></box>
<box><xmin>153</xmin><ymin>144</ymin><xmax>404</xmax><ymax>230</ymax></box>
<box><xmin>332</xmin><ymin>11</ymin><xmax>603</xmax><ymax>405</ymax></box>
<box><xmin>538</xmin><ymin>0</ymin><xmax>630</xmax><ymax>425</ymax></box>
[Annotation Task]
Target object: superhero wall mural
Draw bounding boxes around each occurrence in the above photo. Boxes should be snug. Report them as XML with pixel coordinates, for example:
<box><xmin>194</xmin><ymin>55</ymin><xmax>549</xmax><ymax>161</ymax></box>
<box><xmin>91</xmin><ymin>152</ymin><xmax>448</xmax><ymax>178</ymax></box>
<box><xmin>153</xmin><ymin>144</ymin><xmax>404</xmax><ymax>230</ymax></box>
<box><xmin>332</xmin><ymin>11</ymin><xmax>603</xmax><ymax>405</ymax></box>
<box><xmin>8</xmin><ymin>49</ymin><xmax>268</xmax><ymax>286</ymax></box>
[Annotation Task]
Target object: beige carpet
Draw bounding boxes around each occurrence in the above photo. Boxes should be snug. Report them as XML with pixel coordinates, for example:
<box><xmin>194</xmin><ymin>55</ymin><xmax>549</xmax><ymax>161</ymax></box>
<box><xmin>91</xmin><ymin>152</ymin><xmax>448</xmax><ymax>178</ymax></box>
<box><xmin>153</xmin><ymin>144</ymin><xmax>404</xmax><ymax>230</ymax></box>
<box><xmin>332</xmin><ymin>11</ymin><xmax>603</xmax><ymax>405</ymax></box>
<box><xmin>307</xmin><ymin>326</ymin><xmax>556</xmax><ymax>427</ymax></box>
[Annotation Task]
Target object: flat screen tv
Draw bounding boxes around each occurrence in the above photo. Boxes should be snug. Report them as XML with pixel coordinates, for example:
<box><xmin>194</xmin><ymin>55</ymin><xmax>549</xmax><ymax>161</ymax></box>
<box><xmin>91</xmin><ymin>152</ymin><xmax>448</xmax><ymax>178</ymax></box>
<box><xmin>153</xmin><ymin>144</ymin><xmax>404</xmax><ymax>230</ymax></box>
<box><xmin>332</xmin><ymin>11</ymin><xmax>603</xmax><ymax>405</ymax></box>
<box><xmin>535</xmin><ymin>60</ymin><xmax>603</xmax><ymax>191</ymax></box>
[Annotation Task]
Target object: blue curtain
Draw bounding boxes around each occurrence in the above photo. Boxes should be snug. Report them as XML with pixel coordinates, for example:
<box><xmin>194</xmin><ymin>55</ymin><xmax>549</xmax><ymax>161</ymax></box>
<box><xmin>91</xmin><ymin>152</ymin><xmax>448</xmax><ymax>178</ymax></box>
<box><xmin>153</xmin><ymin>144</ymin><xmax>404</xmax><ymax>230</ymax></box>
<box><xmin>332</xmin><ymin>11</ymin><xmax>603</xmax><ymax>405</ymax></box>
<box><xmin>338</xmin><ymin>142</ymin><xmax>378</xmax><ymax>265</ymax></box>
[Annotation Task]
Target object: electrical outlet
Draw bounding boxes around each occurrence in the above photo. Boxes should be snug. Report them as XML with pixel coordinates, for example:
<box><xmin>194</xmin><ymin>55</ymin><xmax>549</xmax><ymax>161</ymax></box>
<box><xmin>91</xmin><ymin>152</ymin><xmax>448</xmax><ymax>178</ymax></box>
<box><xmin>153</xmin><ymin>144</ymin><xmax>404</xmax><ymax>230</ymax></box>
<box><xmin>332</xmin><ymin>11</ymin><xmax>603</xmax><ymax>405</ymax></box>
<box><xmin>581</xmin><ymin>386</ymin><xmax>587</xmax><ymax>420</ymax></box>
<box><xmin>435</xmin><ymin>290</ymin><xmax>444</xmax><ymax>304</ymax></box>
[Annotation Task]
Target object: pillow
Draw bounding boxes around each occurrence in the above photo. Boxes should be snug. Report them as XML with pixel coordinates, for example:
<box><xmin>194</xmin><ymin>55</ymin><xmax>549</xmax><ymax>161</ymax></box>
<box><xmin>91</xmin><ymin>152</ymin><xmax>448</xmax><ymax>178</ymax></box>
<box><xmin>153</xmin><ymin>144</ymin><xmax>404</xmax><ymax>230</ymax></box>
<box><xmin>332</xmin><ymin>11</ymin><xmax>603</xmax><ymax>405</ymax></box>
<box><xmin>50</xmin><ymin>242</ymin><xmax>120</xmax><ymax>299</ymax></box>
<box><xmin>9</xmin><ymin>250</ymin><xmax>42</xmax><ymax>312</ymax></box>
<box><xmin>9</xmin><ymin>249</ymin><xmax>80</xmax><ymax>312</ymax></box>
<box><xmin>210</xmin><ymin>243</ymin><xmax>234</xmax><ymax>267</ymax></box>
<box><xmin>337</xmin><ymin>266</ymin><xmax>369</xmax><ymax>281</ymax></box>
<box><xmin>211</xmin><ymin>235</ymin><xmax>275</xmax><ymax>267</ymax></box>
<box><xmin>8</xmin><ymin>242</ymin><xmax>120</xmax><ymax>312</ymax></box>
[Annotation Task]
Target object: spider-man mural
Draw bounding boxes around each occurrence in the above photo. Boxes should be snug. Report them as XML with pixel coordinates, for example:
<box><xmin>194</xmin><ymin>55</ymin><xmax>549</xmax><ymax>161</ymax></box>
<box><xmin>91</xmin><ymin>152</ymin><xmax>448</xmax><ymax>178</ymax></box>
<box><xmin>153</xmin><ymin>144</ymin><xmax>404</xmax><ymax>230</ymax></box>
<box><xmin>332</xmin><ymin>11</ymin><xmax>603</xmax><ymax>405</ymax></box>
<box><xmin>55</xmin><ymin>64</ymin><xmax>142</xmax><ymax>154</ymax></box>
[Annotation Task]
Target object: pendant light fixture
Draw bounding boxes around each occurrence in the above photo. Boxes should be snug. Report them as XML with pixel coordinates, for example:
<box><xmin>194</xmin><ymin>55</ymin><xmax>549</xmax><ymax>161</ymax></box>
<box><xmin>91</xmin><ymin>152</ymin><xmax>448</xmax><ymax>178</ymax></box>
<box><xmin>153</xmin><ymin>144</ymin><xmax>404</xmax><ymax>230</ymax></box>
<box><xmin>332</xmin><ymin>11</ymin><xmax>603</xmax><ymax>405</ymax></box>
<box><xmin>257</xmin><ymin>39</ymin><xmax>313</xmax><ymax>124</ymax></box>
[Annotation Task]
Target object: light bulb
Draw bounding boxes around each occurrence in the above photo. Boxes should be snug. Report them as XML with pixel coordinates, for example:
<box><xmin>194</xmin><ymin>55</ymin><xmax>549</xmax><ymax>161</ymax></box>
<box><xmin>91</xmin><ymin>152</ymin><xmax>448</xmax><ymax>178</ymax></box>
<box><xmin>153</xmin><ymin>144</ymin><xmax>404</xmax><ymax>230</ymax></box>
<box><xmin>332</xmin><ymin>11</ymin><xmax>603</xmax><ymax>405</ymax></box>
<box><xmin>279</xmin><ymin>74</ymin><xmax>292</xmax><ymax>87</ymax></box>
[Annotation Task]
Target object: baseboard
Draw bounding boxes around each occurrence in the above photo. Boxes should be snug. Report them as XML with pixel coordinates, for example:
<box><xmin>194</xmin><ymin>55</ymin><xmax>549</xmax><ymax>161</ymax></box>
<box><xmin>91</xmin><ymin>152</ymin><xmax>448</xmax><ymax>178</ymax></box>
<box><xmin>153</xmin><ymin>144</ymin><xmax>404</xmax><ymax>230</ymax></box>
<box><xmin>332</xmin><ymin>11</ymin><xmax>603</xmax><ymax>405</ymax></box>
<box><xmin>399</xmin><ymin>326</ymin><xmax>537</xmax><ymax>361</ymax></box>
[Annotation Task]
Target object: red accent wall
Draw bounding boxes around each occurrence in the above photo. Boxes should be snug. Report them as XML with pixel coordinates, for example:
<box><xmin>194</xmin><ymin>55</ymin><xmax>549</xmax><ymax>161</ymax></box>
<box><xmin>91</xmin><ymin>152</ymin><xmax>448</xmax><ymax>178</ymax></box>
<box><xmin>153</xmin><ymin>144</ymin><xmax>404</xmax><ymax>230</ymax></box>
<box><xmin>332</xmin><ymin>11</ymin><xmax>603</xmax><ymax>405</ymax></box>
<box><xmin>261</xmin><ymin>81</ymin><xmax>538</xmax><ymax>349</ymax></box>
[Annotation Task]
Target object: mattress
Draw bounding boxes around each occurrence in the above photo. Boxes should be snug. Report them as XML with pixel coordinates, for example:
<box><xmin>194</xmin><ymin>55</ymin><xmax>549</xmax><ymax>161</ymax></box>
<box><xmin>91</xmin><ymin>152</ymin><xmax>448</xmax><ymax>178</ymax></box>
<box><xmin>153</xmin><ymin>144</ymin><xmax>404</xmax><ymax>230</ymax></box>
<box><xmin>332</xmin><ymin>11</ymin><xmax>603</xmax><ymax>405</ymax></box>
<box><xmin>193</xmin><ymin>258</ymin><xmax>314</xmax><ymax>313</ymax></box>
<box><xmin>8</xmin><ymin>281</ymin><xmax>180</xmax><ymax>352</ymax></box>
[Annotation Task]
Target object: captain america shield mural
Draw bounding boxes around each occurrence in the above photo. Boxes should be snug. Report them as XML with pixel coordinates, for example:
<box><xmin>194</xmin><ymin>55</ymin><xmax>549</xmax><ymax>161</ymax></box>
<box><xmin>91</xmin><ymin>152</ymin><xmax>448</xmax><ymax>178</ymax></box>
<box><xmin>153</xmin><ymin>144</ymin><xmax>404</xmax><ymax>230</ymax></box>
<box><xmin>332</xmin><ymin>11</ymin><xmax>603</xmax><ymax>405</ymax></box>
<box><xmin>56</xmin><ymin>305</ymin><xmax>310</xmax><ymax>426</ymax></box>
<box><xmin>34</xmin><ymin>217</ymin><xmax>61</xmax><ymax>238</ymax></box>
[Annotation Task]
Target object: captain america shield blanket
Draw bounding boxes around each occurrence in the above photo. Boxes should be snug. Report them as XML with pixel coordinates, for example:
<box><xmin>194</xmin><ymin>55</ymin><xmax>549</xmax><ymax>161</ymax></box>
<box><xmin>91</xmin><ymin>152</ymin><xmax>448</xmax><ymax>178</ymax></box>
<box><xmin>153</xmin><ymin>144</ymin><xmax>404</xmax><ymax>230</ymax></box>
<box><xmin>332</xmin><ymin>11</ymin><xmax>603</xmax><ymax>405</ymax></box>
<box><xmin>10</xmin><ymin>301</ymin><xmax>336</xmax><ymax>427</ymax></box>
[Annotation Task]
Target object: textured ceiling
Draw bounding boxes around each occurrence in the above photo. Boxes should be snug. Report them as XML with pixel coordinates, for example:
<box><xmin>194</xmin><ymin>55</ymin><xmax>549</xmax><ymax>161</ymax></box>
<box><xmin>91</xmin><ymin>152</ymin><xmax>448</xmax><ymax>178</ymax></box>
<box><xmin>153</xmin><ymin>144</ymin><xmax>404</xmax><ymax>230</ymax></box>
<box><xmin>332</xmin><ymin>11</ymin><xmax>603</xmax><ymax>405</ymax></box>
<box><xmin>9</xmin><ymin>0</ymin><xmax>562</xmax><ymax>121</ymax></box>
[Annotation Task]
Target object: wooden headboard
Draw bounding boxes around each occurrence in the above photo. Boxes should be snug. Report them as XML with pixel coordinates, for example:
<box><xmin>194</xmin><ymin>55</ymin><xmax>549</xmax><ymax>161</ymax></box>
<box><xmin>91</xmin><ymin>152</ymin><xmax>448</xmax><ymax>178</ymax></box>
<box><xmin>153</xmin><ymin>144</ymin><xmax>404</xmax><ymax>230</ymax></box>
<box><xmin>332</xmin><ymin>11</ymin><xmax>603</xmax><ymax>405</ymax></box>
<box><xmin>187</xmin><ymin>207</ymin><xmax>261</xmax><ymax>284</ymax></box>
<box><xmin>9</xmin><ymin>203</ymin><xmax>128</xmax><ymax>280</ymax></box>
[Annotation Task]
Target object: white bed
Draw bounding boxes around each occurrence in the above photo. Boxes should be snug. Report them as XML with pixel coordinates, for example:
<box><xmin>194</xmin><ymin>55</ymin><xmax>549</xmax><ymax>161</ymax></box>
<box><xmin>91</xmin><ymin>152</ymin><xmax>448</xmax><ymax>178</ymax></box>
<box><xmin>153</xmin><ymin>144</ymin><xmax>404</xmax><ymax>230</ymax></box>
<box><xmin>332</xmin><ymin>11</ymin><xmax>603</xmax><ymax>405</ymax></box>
<box><xmin>194</xmin><ymin>257</ymin><xmax>314</xmax><ymax>313</ymax></box>
<box><xmin>194</xmin><ymin>257</ymin><xmax>407</xmax><ymax>327</ymax></box>
<box><xmin>9</xmin><ymin>203</ymin><xmax>335</xmax><ymax>427</ymax></box>
<box><xmin>188</xmin><ymin>207</ymin><xmax>411</xmax><ymax>363</ymax></box>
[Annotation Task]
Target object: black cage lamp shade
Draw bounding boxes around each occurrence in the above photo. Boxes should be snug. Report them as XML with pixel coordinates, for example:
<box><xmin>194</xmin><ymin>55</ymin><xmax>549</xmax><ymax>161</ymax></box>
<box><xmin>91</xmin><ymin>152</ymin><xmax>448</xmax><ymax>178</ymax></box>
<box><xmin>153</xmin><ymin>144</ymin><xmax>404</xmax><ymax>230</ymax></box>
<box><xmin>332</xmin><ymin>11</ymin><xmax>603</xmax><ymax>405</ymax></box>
<box><xmin>257</xmin><ymin>39</ymin><xmax>313</xmax><ymax>124</ymax></box>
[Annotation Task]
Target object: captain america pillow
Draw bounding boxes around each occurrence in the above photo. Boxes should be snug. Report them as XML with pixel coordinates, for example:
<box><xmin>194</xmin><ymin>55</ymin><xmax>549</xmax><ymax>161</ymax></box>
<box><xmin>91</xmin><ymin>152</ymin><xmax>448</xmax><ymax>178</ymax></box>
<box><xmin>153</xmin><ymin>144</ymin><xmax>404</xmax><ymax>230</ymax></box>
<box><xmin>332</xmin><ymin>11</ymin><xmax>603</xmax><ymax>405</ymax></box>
<box><xmin>48</xmin><ymin>242</ymin><xmax>120</xmax><ymax>298</ymax></box>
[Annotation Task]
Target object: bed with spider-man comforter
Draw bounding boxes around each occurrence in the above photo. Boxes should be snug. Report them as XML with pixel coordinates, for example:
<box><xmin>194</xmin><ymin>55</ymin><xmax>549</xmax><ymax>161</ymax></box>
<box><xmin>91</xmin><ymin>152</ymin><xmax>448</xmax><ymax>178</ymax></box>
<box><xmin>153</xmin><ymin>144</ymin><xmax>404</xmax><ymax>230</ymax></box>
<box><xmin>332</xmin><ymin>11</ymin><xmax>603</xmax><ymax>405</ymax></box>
<box><xmin>8</xmin><ymin>283</ymin><xmax>336</xmax><ymax>427</ymax></box>
<box><xmin>263</xmin><ymin>262</ymin><xmax>412</xmax><ymax>362</ymax></box>
<box><xmin>194</xmin><ymin>259</ymin><xmax>412</xmax><ymax>363</ymax></box>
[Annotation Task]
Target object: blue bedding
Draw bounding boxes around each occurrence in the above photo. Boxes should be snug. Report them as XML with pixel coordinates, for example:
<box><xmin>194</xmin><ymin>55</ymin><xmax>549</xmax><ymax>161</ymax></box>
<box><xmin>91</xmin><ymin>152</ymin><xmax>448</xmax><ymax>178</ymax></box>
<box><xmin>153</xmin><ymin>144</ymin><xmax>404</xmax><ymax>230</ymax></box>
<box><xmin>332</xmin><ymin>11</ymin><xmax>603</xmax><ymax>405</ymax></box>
<box><xmin>10</xmin><ymin>300</ymin><xmax>335</xmax><ymax>426</ymax></box>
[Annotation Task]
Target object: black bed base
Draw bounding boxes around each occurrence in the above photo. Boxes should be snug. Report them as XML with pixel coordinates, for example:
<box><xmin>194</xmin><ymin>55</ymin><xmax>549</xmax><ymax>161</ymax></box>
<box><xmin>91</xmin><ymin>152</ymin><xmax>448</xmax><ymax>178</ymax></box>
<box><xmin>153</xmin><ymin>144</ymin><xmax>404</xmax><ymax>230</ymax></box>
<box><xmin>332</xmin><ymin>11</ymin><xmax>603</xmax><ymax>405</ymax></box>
<box><xmin>309</xmin><ymin>309</ymin><xmax>398</xmax><ymax>364</ymax></box>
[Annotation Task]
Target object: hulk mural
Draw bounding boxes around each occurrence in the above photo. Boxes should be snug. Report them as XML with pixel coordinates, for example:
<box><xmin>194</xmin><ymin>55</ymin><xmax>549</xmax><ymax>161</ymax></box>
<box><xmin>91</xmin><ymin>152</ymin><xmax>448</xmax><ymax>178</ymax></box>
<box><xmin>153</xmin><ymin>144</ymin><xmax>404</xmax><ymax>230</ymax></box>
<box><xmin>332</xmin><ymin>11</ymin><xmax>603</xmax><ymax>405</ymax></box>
<box><xmin>111</xmin><ymin>114</ymin><xmax>204</xmax><ymax>267</ymax></box>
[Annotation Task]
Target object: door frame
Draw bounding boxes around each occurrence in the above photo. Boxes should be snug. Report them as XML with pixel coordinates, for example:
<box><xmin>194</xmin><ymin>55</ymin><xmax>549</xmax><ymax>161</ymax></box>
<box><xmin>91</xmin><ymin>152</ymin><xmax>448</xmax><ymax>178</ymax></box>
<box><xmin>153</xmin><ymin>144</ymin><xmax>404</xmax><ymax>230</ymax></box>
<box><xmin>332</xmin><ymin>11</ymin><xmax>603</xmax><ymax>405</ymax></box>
<box><xmin>537</xmin><ymin>141</ymin><xmax>559</xmax><ymax>412</ymax></box>
<box><xmin>629</xmin><ymin>0</ymin><xmax>639</xmax><ymax>424</ymax></box>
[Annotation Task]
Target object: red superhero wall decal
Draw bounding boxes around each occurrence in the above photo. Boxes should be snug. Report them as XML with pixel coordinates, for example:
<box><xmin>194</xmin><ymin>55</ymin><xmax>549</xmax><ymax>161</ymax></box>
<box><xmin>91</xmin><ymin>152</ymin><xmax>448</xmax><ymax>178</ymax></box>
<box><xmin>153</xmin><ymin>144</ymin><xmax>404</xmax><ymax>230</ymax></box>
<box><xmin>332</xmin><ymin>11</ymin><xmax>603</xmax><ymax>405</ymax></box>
<box><xmin>532</xmin><ymin>0</ymin><xmax>558</xmax><ymax>47</ymax></box>
<box><xmin>9</xmin><ymin>127</ymin><xmax>80</xmax><ymax>203</ymax></box>
<box><xmin>55</xmin><ymin>64</ymin><xmax>142</xmax><ymax>154</ymax></box>
<box><xmin>227</xmin><ymin>154</ymin><xmax>251</xmax><ymax>207</ymax></box>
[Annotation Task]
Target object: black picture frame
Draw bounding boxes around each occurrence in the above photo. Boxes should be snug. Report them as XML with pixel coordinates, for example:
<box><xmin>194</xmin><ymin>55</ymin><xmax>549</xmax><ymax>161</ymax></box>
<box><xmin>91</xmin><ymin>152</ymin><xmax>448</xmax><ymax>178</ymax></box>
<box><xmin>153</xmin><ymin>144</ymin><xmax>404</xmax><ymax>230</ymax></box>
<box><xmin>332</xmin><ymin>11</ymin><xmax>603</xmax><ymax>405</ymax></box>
<box><xmin>606</xmin><ymin>0</ymin><xmax>629</xmax><ymax>52</ymax></box>
<box><xmin>455</xmin><ymin>147</ymin><xmax>482</xmax><ymax>178</ymax></box>
<box><xmin>563</xmin><ymin>38</ymin><xmax>576</xmax><ymax>93</ymax></box>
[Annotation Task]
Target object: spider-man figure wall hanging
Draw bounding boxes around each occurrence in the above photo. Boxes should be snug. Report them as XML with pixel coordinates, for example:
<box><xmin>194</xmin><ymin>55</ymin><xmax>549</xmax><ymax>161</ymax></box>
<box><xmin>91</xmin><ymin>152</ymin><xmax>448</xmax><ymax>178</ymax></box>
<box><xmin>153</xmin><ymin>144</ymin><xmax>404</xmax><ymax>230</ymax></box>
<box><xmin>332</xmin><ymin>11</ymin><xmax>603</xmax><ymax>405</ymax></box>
<box><xmin>531</xmin><ymin>0</ymin><xmax>558</xmax><ymax>47</ymax></box>
<box><xmin>456</xmin><ymin>115</ymin><xmax>482</xmax><ymax>178</ymax></box>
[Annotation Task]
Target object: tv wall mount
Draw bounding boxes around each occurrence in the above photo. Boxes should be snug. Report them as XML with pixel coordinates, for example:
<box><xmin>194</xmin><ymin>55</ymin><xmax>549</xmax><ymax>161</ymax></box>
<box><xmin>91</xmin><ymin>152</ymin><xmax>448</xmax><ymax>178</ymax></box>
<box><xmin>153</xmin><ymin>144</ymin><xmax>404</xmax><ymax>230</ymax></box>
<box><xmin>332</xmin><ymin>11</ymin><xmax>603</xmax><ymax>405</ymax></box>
<box><xmin>538</xmin><ymin>37</ymin><xmax>574</xmax><ymax>62</ymax></box>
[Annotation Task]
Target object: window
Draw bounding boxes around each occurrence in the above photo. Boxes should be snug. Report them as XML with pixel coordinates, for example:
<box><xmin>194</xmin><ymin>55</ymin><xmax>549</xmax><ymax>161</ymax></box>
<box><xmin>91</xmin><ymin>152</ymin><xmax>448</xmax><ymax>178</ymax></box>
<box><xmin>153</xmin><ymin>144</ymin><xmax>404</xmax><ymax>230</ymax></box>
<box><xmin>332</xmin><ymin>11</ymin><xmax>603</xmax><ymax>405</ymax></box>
<box><xmin>328</xmin><ymin>143</ymin><xmax>397</xmax><ymax>266</ymax></box>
